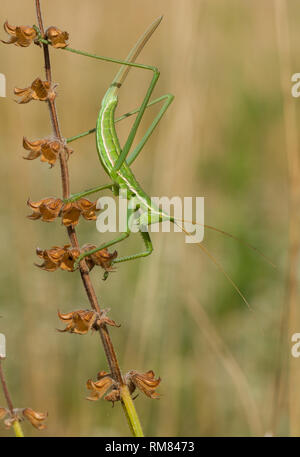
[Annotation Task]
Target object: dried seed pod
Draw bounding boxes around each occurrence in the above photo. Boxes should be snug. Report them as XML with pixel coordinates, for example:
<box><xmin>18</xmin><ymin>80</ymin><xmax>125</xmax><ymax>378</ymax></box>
<box><xmin>45</xmin><ymin>26</ymin><xmax>69</xmax><ymax>48</ymax></box>
<box><xmin>22</xmin><ymin>408</ymin><xmax>47</xmax><ymax>430</ymax></box>
<box><xmin>57</xmin><ymin>309</ymin><xmax>98</xmax><ymax>335</ymax></box>
<box><xmin>1</xmin><ymin>21</ymin><xmax>37</xmax><ymax>47</ymax></box>
<box><xmin>23</xmin><ymin>137</ymin><xmax>72</xmax><ymax>167</ymax></box>
<box><xmin>86</xmin><ymin>374</ymin><xmax>115</xmax><ymax>401</ymax></box>
<box><xmin>15</xmin><ymin>78</ymin><xmax>57</xmax><ymax>104</ymax></box>
<box><xmin>27</xmin><ymin>198</ymin><xmax>64</xmax><ymax>222</ymax></box>
<box><xmin>126</xmin><ymin>370</ymin><xmax>161</xmax><ymax>399</ymax></box>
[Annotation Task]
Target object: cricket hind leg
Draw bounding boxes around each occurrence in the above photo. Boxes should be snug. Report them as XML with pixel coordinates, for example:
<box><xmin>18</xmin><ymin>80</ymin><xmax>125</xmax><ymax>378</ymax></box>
<box><xmin>126</xmin><ymin>93</ymin><xmax>174</xmax><ymax>166</ymax></box>
<box><xmin>74</xmin><ymin>207</ymin><xmax>151</xmax><ymax>272</ymax></box>
<box><xmin>66</xmin><ymin>95</ymin><xmax>173</xmax><ymax>146</ymax></box>
<box><xmin>74</xmin><ymin>230</ymin><xmax>131</xmax><ymax>270</ymax></box>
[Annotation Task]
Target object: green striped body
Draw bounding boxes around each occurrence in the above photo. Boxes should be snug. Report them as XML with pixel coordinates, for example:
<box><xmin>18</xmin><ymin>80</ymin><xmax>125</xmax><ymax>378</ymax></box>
<box><xmin>96</xmin><ymin>88</ymin><xmax>170</xmax><ymax>228</ymax></box>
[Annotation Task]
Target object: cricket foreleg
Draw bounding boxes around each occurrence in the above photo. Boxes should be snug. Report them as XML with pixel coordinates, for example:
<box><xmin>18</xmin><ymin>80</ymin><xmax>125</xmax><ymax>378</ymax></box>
<box><xmin>64</xmin><ymin>183</ymin><xmax>115</xmax><ymax>203</ymax></box>
<box><xmin>126</xmin><ymin>93</ymin><xmax>174</xmax><ymax>165</ymax></box>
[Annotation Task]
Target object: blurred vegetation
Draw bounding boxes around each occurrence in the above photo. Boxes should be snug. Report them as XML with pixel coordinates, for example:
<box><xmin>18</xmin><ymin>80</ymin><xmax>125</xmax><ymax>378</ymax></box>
<box><xmin>0</xmin><ymin>0</ymin><xmax>298</xmax><ymax>436</ymax></box>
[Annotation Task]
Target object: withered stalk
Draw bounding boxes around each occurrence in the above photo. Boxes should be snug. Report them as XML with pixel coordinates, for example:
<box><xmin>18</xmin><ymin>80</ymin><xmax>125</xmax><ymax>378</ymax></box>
<box><xmin>0</xmin><ymin>358</ymin><xmax>24</xmax><ymax>437</ymax></box>
<box><xmin>34</xmin><ymin>0</ymin><xmax>144</xmax><ymax>436</ymax></box>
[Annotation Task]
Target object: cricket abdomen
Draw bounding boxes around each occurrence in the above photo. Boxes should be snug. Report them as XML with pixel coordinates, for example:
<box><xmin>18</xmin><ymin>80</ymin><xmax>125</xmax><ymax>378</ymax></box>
<box><xmin>96</xmin><ymin>91</ymin><xmax>121</xmax><ymax>177</ymax></box>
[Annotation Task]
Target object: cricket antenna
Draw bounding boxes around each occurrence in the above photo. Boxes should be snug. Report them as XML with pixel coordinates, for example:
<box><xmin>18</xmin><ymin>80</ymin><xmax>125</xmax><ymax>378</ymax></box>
<box><xmin>112</xmin><ymin>16</ymin><xmax>163</xmax><ymax>90</ymax></box>
<box><xmin>173</xmin><ymin>218</ymin><xmax>276</xmax><ymax>268</ymax></box>
<box><xmin>175</xmin><ymin>221</ymin><xmax>253</xmax><ymax>311</ymax></box>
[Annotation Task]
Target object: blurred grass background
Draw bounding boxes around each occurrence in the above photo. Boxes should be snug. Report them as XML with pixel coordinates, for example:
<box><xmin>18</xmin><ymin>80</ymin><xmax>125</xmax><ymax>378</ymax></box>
<box><xmin>0</xmin><ymin>0</ymin><xmax>298</xmax><ymax>436</ymax></box>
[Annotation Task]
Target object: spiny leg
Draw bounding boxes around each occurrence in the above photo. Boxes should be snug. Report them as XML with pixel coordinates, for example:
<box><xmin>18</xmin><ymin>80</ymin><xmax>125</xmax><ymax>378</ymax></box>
<box><xmin>38</xmin><ymin>19</ymin><xmax>163</xmax><ymax>171</ymax></box>
<box><xmin>74</xmin><ymin>210</ymin><xmax>153</xmax><ymax>269</ymax></box>
<box><xmin>74</xmin><ymin>206</ymin><xmax>136</xmax><ymax>268</ymax></box>
<box><xmin>127</xmin><ymin>93</ymin><xmax>174</xmax><ymax>165</ymax></box>
<box><xmin>74</xmin><ymin>231</ymin><xmax>130</xmax><ymax>269</ymax></box>
<box><xmin>67</xmin><ymin>128</ymin><xmax>97</xmax><ymax>144</ymax></box>
<box><xmin>113</xmin><ymin>66</ymin><xmax>160</xmax><ymax>171</ymax></box>
<box><xmin>113</xmin><ymin>230</ymin><xmax>153</xmax><ymax>264</ymax></box>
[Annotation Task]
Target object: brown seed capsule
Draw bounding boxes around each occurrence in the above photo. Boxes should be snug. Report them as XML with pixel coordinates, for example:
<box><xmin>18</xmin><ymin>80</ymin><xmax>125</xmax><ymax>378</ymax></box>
<box><xmin>35</xmin><ymin>245</ymin><xmax>72</xmax><ymax>272</ymax></box>
<box><xmin>15</xmin><ymin>78</ymin><xmax>57</xmax><ymax>104</ymax></box>
<box><xmin>27</xmin><ymin>198</ymin><xmax>64</xmax><ymax>222</ymax></box>
<box><xmin>45</xmin><ymin>26</ymin><xmax>69</xmax><ymax>48</ymax></box>
<box><xmin>126</xmin><ymin>370</ymin><xmax>161</xmax><ymax>399</ymax></box>
<box><xmin>61</xmin><ymin>199</ymin><xmax>99</xmax><ymax>227</ymax></box>
<box><xmin>23</xmin><ymin>137</ymin><xmax>72</xmax><ymax>167</ymax></box>
<box><xmin>36</xmin><ymin>244</ymin><xmax>117</xmax><ymax>273</ymax></box>
<box><xmin>0</xmin><ymin>407</ymin><xmax>47</xmax><ymax>431</ymax></box>
<box><xmin>86</xmin><ymin>374</ymin><xmax>115</xmax><ymax>401</ymax></box>
<box><xmin>82</xmin><ymin>244</ymin><xmax>118</xmax><ymax>272</ymax></box>
<box><xmin>57</xmin><ymin>308</ymin><xmax>120</xmax><ymax>334</ymax></box>
<box><xmin>57</xmin><ymin>309</ymin><xmax>98</xmax><ymax>335</ymax></box>
<box><xmin>1</xmin><ymin>21</ymin><xmax>37</xmax><ymax>47</ymax></box>
<box><xmin>22</xmin><ymin>408</ymin><xmax>47</xmax><ymax>430</ymax></box>
<box><xmin>27</xmin><ymin>197</ymin><xmax>98</xmax><ymax>226</ymax></box>
<box><xmin>0</xmin><ymin>408</ymin><xmax>8</xmax><ymax>420</ymax></box>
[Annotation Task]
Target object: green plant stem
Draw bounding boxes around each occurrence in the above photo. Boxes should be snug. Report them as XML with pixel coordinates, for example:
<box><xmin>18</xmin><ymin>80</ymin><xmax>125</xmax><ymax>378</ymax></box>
<box><xmin>0</xmin><ymin>359</ymin><xmax>24</xmax><ymax>437</ymax></box>
<box><xmin>13</xmin><ymin>420</ymin><xmax>24</xmax><ymax>437</ymax></box>
<box><xmin>120</xmin><ymin>385</ymin><xmax>144</xmax><ymax>437</ymax></box>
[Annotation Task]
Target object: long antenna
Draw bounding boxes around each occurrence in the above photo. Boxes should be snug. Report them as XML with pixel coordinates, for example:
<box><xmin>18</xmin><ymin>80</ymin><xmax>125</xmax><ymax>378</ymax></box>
<box><xmin>112</xmin><ymin>16</ymin><xmax>163</xmax><ymax>90</ymax></box>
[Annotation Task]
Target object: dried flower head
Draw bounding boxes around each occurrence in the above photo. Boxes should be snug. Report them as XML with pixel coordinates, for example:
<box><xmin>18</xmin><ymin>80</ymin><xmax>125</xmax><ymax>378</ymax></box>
<box><xmin>0</xmin><ymin>407</ymin><xmax>8</xmax><ymax>420</ymax></box>
<box><xmin>35</xmin><ymin>244</ymin><xmax>79</xmax><ymax>272</ymax></box>
<box><xmin>85</xmin><ymin>368</ymin><xmax>160</xmax><ymax>405</ymax></box>
<box><xmin>27</xmin><ymin>197</ymin><xmax>98</xmax><ymax>226</ymax></box>
<box><xmin>61</xmin><ymin>199</ymin><xmax>99</xmax><ymax>227</ymax></box>
<box><xmin>0</xmin><ymin>409</ymin><xmax>18</xmax><ymax>429</ymax></box>
<box><xmin>82</xmin><ymin>244</ymin><xmax>118</xmax><ymax>272</ymax></box>
<box><xmin>86</xmin><ymin>372</ymin><xmax>115</xmax><ymax>401</ymax></box>
<box><xmin>36</xmin><ymin>244</ymin><xmax>117</xmax><ymax>273</ymax></box>
<box><xmin>15</xmin><ymin>78</ymin><xmax>57</xmax><ymax>104</ymax></box>
<box><xmin>58</xmin><ymin>309</ymin><xmax>97</xmax><ymax>334</ymax></box>
<box><xmin>22</xmin><ymin>408</ymin><xmax>47</xmax><ymax>430</ymax></box>
<box><xmin>27</xmin><ymin>198</ymin><xmax>63</xmax><ymax>222</ymax></box>
<box><xmin>23</xmin><ymin>137</ymin><xmax>72</xmax><ymax>166</ymax></box>
<box><xmin>57</xmin><ymin>308</ymin><xmax>120</xmax><ymax>335</ymax></box>
<box><xmin>45</xmin><ymin>26</ymin><xmax>69</xmax><ymax>48</ymax></box>
<box><xmin>0</xmin><ymin>407</ymin><xmax>47</xmax><ymax>431</ymax></box>
<box><xmin>1</xmin><ymin>21</ymin><xmax>37</xmax><ymax>47</ymax></box>
<box><xmin>126</xmin><ymin>370</ymin><xmax>161</xmax><ymax>399</ymax></box>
